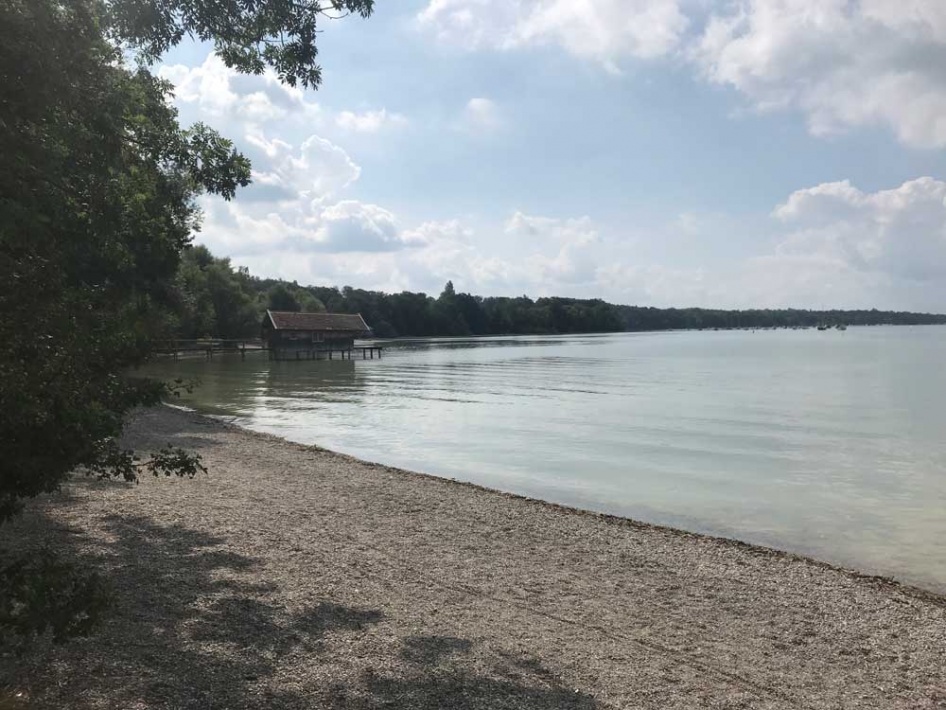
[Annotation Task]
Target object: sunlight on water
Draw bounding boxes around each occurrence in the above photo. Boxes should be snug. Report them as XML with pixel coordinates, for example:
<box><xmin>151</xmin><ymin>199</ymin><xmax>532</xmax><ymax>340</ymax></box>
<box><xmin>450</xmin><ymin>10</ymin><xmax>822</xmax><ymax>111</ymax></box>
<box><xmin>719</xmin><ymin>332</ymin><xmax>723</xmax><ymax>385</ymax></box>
<box><xmin>144</xmin><ymin>326</ymin><xmax>946</xmax><ymax>591</ymax></box>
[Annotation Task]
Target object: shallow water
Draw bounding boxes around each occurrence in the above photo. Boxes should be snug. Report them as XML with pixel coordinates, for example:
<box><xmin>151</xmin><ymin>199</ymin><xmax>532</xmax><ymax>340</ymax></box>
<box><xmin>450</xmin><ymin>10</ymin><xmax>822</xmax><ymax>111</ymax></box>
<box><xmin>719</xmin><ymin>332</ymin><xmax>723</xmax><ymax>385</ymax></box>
<box><xmin>143</xmin><ymin>326</ymin><xmax>946</xmax><ymax>591</ymax></box>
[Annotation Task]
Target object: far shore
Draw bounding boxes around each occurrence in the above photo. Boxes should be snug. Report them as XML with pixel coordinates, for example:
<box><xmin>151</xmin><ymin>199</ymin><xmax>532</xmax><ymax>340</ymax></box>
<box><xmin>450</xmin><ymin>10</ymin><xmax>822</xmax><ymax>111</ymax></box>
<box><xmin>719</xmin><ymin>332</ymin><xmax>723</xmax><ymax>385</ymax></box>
<box><xmin>3</xmin><ymin>404</ymin><xmax>945</xmax><ymax>709</ymax></box>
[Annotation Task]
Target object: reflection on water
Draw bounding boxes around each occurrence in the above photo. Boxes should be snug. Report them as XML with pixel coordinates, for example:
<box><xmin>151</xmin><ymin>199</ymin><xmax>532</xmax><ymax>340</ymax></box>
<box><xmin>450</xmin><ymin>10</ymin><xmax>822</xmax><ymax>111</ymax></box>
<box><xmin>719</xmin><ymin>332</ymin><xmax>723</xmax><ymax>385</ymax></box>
<box><xmin>143</xmin><ymin>327</ymin><xmax>946</xmax><ymax>591</ymax></box>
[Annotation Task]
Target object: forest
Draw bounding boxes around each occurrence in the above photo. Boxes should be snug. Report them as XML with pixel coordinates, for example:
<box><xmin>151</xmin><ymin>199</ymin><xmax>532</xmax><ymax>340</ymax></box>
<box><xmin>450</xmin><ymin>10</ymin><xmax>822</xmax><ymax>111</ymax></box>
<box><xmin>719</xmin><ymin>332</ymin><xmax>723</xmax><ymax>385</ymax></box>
<box><xmin>171</xmin><ymin>245</ymin><xmax>946</xmax><ymax>341</ymax></box>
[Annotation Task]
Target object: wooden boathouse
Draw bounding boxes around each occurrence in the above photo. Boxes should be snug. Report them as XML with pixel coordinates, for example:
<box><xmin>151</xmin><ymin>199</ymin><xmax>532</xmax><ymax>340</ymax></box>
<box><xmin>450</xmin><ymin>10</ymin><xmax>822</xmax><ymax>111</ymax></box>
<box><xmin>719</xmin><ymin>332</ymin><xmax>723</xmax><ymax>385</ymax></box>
<box><xmin>261</xmin><ymin>310</ymin><xmax>381</xmax><ymax>361</ymax></box>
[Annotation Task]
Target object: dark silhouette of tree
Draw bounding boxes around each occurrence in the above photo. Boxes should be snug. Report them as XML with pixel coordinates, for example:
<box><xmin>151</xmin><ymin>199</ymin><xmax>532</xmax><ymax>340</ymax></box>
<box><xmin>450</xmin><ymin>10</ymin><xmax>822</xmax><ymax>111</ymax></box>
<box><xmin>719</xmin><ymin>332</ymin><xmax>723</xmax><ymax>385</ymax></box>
<box><xmin>268</xmin><ymin>284</ymin><xmax>302</xmax><ymax>313</ymax></box>
<box><xmin>108</xmin><ymin>0</ymin><xmax>374</xmax><ymax>89</ymax></box>
<box><xmin>176</xmin><ymin>260</ymin><xmax>946</xmax><ymax>341</ymax></box>
<box><xmin>0</xmin><ymin>0</ymin><xmax>375</xmax><ymax>525</ymax></box>
<box><xmin>177</xmin><ymin>260</ymin><xmax>946</xmax><ymax>341</ymax></box>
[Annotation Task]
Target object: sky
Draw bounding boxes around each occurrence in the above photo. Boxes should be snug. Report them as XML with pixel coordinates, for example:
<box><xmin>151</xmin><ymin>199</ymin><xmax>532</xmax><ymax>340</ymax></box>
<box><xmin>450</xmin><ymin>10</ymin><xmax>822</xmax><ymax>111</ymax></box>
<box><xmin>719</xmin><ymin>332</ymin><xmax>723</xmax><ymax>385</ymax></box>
<box><xmin>158</xmin><ymin>0</ymin><xmax>946</xmax><ymax>311</ymax></box>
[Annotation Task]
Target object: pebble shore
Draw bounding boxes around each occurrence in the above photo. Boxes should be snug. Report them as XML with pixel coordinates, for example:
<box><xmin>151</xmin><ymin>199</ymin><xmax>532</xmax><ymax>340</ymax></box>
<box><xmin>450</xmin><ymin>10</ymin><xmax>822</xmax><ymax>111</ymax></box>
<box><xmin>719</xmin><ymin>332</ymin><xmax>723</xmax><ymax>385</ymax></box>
<box><xmin>3</xmin><ymin>405</ymin><xmax>945</xmax><ymax>709</ymax></box>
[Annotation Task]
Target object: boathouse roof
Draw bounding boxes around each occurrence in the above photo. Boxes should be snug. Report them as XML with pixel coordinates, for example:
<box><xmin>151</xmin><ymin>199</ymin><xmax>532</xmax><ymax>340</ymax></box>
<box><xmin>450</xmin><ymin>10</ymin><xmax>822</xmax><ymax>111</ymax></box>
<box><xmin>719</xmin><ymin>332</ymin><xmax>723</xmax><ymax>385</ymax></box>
<box><xmin>264</xmin><ymin>310</ymin><xmax>371</xmax><ymax>333</ymax></box>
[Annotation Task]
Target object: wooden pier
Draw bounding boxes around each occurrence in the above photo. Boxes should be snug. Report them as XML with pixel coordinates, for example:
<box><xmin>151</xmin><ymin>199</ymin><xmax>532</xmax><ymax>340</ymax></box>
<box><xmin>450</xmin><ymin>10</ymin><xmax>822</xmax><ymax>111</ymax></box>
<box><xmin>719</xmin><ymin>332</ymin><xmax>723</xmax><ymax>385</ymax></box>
<box><xmin>154</xmin><ymin>339</ymin><xmax>264</xmax><ymax>360</ymax></box>
<box><xmin>270</xmin><ymin>345</ymin><xmax>383</xmax><ymax>361</ymax></box>
<box><xmin>156</xmin><ymin>312</ymin><xmax>382</xmax><ymax>363</ymax></box>
<box><xmin>154</xmin><ymin>339</ymin><xmax>382</xmax><ymax>362</ymax></box>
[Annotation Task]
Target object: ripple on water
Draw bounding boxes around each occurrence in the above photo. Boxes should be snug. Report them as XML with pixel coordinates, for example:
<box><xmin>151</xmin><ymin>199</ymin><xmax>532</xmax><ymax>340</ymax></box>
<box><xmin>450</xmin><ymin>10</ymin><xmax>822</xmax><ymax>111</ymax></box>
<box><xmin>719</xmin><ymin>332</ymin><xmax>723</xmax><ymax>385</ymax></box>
<box><xmin>144</xmin><ymin>327</ymin><xmax>946</xmax><ymax>592</ymax></box>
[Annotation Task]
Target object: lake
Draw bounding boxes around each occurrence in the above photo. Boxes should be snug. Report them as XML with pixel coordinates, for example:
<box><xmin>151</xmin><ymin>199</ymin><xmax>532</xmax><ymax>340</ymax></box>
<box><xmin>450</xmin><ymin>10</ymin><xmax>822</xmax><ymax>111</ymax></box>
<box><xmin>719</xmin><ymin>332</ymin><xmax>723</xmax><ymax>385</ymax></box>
<box><xmin>143</xmin><ymin>326</ymin><xmax>946</xmax><ymax>591</ymax></box>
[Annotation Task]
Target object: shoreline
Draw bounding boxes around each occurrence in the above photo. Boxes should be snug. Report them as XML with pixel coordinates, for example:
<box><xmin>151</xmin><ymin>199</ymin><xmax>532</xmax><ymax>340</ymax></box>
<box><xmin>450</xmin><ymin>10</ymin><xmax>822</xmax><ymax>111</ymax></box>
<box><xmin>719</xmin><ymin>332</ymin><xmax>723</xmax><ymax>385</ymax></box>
<box><xmin>192</xmin><ymin>405</ymin><xmax>944</xmax><ymax>606</ymax></box>
<box><xmin>185</xmin><ymin>404</ymin><xmax>946</xmax><ymax>602</ymax></box>
<box><xmin>4</xmin><ymin>404</ymin><xmax>945</xmax><ymax>709</ymax></box>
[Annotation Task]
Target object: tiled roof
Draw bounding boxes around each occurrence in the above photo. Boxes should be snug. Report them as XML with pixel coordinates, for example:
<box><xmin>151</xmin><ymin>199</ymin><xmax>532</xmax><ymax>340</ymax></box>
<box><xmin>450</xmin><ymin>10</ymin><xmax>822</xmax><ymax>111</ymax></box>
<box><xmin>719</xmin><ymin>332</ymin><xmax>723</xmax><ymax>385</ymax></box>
<box><xmin>265</xmin><ymin>311</ymin><xmax>371</xmax><ymax>333</ymax></box>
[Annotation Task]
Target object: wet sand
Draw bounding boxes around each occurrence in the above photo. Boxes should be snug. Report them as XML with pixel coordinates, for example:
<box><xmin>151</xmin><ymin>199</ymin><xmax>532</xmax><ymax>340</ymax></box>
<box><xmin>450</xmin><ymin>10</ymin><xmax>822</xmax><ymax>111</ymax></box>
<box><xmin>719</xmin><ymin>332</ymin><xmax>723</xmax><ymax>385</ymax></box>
<box><xmin>2</xmin><ymin>405</ymin><xmax>945</xmax><ymax>709</ymax></box>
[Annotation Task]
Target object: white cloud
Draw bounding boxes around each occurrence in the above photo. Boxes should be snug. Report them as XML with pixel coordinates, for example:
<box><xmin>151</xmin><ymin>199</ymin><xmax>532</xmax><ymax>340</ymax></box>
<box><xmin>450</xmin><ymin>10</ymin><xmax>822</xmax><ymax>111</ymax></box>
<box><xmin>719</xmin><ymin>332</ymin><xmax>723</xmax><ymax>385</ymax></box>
<box><xmin>418</xmin><ymin>0</ymin><xmax>688</xmax><ymax>68</ymax></box>
<box><xmin>198</xmin><ymin>145</ymin><xmax>946</xmax><ymax>312</ymax></box>
<box><xmin>463</xmin><ymin>97</ymin><xmax>502</xmax><ymax>131</ymax></box>
<box><xmin>199</xmin><ymin>211</ymin><xmax>517</xmax><ymax>296</ymax></box>
<box><xmin>194</xmin><ymin>132</ymin><xmax>420</xmax><ymax>256</ymax></box>
<box><xmin>649</xmin><ymin>176</ymin><xmax>946</xmax><ymax>310</ymax></box>
<box><xmin>311</xmin><ymin>201</ymin><xmax>408</xmax><ymax>252</ymax></box>
<box><xmin>419</xmin><ymin>0</ymin><xmax>946</xmax><ymax>149</ymax></box>
<box><xmin>401</xmin><ymin>219</ymin><xmax>474</xmax><ymax>246</ymax></box>
<box><xmin>243</xmin><ymin>132</ymin><xmax>293</xmax><ymax>160</ymax></box>
<box><xmin>159</xmin><ymin>54</ymin><xmax>319</xmax><ymax>124</ymax></box>
<box><xmin>505</xmin><ymin>212</ymin><xmax>597</xmax><ymax>242</ymax></box>
<box><xmin>335</xmin><ymin>108</ymin><xmax>408</xmax><ymax>132</ymax></box>
<box><xmin>504</xmin><ymin>212</ymin><xmax>602</xmax><ymax>285</ymax></box>
<box><xmin>198</xmin><ymin>197</ymin><xmax>422</xmax><ymax>256</ymax></box>
<box><xmin>771</xmin><ymin>177</ymin><xmax>946</xmax><ymax>283</ymax></box>
<box><xmin>491</xmin><ymin>182</ymin><xmax>946</xmax><ymax>309</ymax></box>
<box><xmin>597</xmin><ymin>263</ymin><xmax>712</xmax><ymax>305</ymax></box>
<box><xmin>248</xmin><ymin>133</ymin><xmax>361</xmax><ymax>203</ymax></box>
<box><xmin>160</xmin><ymin>54</ymin><xmax>410</xmax><ymax>140</ymax></box>
<box><xmin>694</xmin><ymin>0</ymin><xmax>946</xmax><ymax>148</ymax></box>
<box><xmin>399</xmin><ymin>220</ymin><xmax>516</xmax><ymax>293</ymax></box>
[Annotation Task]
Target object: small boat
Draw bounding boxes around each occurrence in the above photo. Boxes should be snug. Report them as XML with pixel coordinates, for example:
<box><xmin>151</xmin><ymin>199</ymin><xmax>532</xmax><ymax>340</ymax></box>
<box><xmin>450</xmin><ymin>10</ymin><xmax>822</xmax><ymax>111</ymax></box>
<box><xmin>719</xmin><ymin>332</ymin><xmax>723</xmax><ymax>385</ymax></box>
<box><xmin>817</xmin><ymin>323</ymin><xmax>829</xmax><ymax>331</ymax></box>
<box><xmin>835</xmin><ymin>323</ymin><xmax>847</xmax><ymax>331</ymax></box>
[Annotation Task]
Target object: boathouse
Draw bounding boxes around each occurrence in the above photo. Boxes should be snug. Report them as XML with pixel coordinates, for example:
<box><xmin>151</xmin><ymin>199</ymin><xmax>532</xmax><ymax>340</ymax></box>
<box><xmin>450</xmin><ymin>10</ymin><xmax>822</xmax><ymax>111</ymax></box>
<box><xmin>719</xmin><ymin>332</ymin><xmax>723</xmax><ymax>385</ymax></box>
<box><xmin>261</xmin><ymin>310</ymin><xmax>376</xmax><ymax>360</ymax></box>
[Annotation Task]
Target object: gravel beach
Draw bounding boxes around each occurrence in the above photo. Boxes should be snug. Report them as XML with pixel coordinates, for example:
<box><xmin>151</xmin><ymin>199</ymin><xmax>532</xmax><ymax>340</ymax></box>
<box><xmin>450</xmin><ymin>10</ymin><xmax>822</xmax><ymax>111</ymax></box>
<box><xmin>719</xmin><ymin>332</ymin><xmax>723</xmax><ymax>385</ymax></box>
<box><xmin>2</xmin><ymin>404</ymin><xmax>945</xmax><ymax>709</ymax></box>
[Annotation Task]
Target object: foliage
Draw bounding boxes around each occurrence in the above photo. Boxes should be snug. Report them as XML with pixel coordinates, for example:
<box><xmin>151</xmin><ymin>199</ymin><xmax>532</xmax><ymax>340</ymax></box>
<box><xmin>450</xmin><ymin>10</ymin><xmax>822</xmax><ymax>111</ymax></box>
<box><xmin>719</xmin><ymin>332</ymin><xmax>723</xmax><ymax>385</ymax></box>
<box><xmin>0</xmin><ymin>0</ymin><xmax>373</xmax><ymax>525</ymax></box>
<box><xmin>0</xmin><ymin>549</ymin><xmax>112</xmax><ymax>644</ymax></box>
<box><xmin>168</xmin><ymin>249</ymin><xmax>330</xmax><ymax>339</ymax></box>
<box><xmin>182</xmin><ymin>254</ymin><xmax>946</xmax><ymax>341</ymax></box>
<box><xmin>173</xmin><ymin>246</ymin><xmax>260</xmax><ymax>338</ymax></box>
<box><xmin>265</xmin><ymin>282</ymin><xmax>326</xmax><ymax>315</ymax></box>
<box><xmin>107</xmin><ymin>0</ymin><xmax>375</xmax><ymax>88</ymax></box>
<box><xmin>0</xmin><ymin>0</ymin><xmax>246</xmax><ymax>523</ymax></box>
<box><xmin>267</xmin><ymin>283</ymin><xmax>302</xmax><ymax>313</ymax></box>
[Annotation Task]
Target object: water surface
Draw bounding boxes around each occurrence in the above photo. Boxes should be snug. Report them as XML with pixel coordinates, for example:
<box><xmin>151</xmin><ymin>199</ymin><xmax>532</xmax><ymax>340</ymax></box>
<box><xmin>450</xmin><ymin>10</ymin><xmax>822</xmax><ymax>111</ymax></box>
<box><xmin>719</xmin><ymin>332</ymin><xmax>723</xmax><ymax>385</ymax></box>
<box><xmin>144</xmin><ymin>327</ymin><xmax>946</xmax><ymax>591</ymax></box>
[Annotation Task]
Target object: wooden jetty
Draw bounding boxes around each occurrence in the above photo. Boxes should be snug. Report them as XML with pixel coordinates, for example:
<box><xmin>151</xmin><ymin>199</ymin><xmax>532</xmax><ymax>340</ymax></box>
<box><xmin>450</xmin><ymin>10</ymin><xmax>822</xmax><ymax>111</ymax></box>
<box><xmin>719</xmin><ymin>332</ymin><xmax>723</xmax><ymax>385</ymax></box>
<box><xmin>153</xmin><ymin>337</ymin><xmax>382</xmax><ymax>361</ymax></box>
<box><xmin>154</xmin><ymin>311</ymin><xmax>383</xmax><ymax>362</ymax></box>
<box><xmin>281</xmin><ymin>345</ymin><xmax>383</xmax><ymax>361</ymax></box>
<box><xmin>154</xmin><ymin>339</ymin><xmax>265</xmax><ymax>360</ymax></box>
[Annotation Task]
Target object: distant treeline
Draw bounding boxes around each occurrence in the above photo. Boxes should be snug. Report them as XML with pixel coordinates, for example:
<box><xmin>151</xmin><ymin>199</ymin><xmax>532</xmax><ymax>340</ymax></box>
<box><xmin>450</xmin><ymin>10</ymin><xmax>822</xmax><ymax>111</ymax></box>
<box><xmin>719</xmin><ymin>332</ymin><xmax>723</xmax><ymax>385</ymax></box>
<box><xmin>169</xmin><ymin>246</ymin><xmax>946</xmax><ymax>340</ymax></box>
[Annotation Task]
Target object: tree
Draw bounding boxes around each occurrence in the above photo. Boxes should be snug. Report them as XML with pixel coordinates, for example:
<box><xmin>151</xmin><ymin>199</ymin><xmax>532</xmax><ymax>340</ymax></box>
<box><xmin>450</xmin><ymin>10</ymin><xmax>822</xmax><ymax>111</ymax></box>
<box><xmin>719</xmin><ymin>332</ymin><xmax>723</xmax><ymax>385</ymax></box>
<box><xmin>267</xmin><ymin>284</ymin><xmax>302</xmax><ymax>312</ymax></box>
<box><xmin>175</xmin><ymin>249</ymin><xmax>219</xmax><ymax>337</ymax></box>
<box><xmin>0</xmin><ymin>0</ymin><xmax>249</xmax><ymax>523</ymax></box>
<box><xmin>296</xmin><ymin>290</ymin><xmax>327</xmax><ymax>314</ymax></box>
<box><xmin>167</xmin><ymin>244</ymin><xmax>946</xmax><ymax>341</ymax></box>
<box><xmin>107</xmin><ymin>0</ymin><xmax>375</xmax><ymax>89</ymax></box>
<box><xmin>0</xmin><ymin>0</ymin><xmax>375</xmax><ymax>526</ymax></box>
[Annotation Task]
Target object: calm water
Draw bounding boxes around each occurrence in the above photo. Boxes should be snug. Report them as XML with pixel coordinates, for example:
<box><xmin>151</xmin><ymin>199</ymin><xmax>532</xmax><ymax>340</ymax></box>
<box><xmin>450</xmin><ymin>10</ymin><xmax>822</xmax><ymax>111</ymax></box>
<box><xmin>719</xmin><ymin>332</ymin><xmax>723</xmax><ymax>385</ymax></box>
<box><xmin>144</xmin><ymin>326</ymin><xmax>946</xmax><ymax>591</ymax></box>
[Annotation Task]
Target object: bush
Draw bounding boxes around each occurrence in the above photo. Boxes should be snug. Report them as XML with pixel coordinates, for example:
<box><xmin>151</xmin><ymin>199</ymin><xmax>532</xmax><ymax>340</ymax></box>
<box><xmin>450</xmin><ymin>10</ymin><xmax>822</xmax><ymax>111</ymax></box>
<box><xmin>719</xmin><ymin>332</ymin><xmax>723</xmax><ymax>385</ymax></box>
<box><xmin>0</xmin><ymin>549</ymin><xmax>112</xmax><ymax>645</ymax></box>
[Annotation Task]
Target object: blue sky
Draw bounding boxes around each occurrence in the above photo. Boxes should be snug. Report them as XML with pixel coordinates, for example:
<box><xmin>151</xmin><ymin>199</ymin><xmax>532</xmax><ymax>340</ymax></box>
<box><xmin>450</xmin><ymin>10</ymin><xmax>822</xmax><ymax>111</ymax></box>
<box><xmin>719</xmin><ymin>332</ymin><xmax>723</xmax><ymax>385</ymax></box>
<box><xmin>159</xmin><ymin>0</ymin><xmax>946</xmax><ymax>310</ymax></box>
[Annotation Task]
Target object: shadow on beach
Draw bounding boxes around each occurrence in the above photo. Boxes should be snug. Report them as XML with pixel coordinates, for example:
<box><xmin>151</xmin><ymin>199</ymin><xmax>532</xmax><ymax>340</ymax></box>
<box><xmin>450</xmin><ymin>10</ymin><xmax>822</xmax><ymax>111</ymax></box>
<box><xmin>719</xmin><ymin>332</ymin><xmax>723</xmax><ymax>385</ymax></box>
<box><xmin>1</xmin><ymin>505</ymin><xmax>600</xmax><ymax>709</ymax></box>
